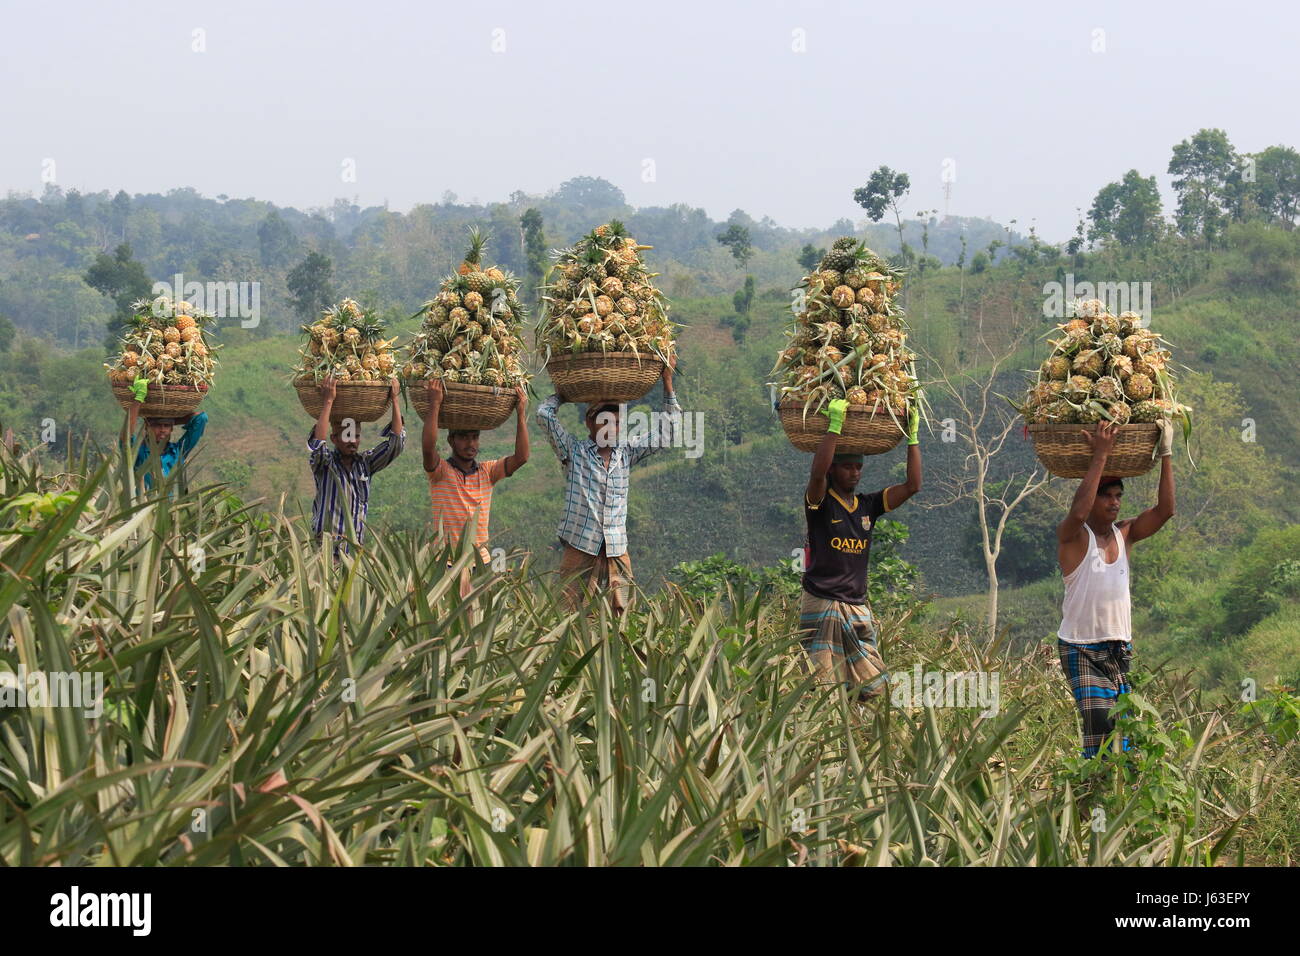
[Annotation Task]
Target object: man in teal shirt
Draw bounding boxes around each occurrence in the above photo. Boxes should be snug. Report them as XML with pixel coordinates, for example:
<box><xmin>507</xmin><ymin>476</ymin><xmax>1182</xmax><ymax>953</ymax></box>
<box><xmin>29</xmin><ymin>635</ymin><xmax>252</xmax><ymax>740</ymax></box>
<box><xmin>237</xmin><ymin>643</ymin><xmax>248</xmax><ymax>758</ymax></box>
<box><xmin>128</xmin><ymin>405</ymin><xmax>208</xmax><ymax>489</ymax></box>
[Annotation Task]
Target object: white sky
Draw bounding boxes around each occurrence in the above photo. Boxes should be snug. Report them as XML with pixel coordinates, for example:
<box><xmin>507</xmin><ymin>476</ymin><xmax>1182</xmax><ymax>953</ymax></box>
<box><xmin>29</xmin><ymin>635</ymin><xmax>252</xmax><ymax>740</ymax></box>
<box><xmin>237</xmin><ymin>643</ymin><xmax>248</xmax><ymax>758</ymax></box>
<box><xmin>5</xmin><ymin>0</ymin><xmax>1297</xmax><ymax>241</ymax></box>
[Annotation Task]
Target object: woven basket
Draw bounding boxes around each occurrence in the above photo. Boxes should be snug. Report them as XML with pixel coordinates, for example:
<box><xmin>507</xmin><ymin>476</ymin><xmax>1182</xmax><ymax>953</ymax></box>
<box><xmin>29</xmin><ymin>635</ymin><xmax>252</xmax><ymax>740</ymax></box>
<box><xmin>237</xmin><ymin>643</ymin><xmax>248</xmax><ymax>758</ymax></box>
<box><xmin>294</xmin><ymin>379</ymin><xmax>393</xmax><ymax>423</ymax></box>
<box><xmin>409</xmin><ymin>382</ymin><xmax>517</xmax><ymax>431</ymax></box>
<box><xmin>1027</xmin><ymin>423</ymin><xmax>1160</xmax><ymax>478</ymax></box>
<box><xmin>546</xmin><ymin>352</ymin><xmax>664</xmax><ymax>404</ymax></box>
<box><xmin>779</xmin><ymin>400</ymin><xmax>907</xmax><ymax>455</ymax></box>
<box><xmin>111</xmin><ymin>381</ymin><xmax>209</xmax><ymax>419</ymax></box>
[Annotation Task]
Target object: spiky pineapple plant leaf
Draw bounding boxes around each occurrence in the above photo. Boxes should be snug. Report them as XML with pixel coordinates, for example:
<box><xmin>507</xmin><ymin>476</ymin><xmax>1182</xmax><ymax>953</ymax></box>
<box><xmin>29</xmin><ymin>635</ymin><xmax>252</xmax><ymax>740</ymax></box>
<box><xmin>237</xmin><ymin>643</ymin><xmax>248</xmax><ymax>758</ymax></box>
<box><xmin>294</xmin><ymin>298</ymin><xmax>397</xmax><ymax>383</ymax></box>
<box><xmin>105</xmin><ymin>296</ymin><xmax>220</xmax><ymax>389</ymax></box>
<box><xmin>1021</xmin><ymin>298</ymin><xmax>1191</xmax><ymax>436</ymax></box>
<box><xmin>535</xmin><ymin>222</ymin><xmax>678</xmax><ymax>363</ymax></box>
<box><xmin>770</xmin><ymin>238</ymin><xmax>918</xmax><ymax>428</ymax></box>
<box><xmin>402</xmin><ymin>230</ymin><xmax>532</xmax><ymax>389</ymax></box>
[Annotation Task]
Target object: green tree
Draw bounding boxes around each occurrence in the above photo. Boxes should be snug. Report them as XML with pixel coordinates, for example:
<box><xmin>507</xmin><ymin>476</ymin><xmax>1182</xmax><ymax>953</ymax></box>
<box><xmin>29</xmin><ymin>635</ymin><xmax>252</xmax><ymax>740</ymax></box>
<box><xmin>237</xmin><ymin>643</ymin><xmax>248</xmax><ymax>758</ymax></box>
<box><xmin>716</xmin><ymin>224</ymin><xmax>753</xmax><ymax>268</ymax></box>
<box><xmin>853</xmin><ymin>166</ymin><xmax>911</xmax><ymax>259</ymax></box>
<box><xmin>84</xmin><ymin>242</ymin><xmax>152</xmax><ymax>348</ymax></box>
<box><xmin>0</xmin><ymin>313</ymin><xmax>15</xmax><ymax>353</ymax></box>
<box><xmin>1251</xmin><ymin>145</ymin><xmax>1300</xmax><ymax>229</ymax></box>
<box><xmin>520</xmin><ymin>207</ymin><xmax>547</xmax><ymax>306</ymax></box>
<box><xmin>286</xmin><ymin>251</ymin><xmax>336</xmax><ymax>322</ymax></box>
<box><xmin>1168</xmin><ymin>128</ymin><xmax>1237</xmax><ymax>242</ymax></box>
<box><xmin>257</xmin><ymin>211</ymin><xmax>299</xmax><ymax>267</ymax></box>
<box><xmin>1088</xmin><ymin>170</ymin><xmax>1164</xmax><ymax>247</ymax></box>
<box><xmin>797</xmin><ymin>243</ymin><xmax>825</xmax><ymax>272</ymax></box>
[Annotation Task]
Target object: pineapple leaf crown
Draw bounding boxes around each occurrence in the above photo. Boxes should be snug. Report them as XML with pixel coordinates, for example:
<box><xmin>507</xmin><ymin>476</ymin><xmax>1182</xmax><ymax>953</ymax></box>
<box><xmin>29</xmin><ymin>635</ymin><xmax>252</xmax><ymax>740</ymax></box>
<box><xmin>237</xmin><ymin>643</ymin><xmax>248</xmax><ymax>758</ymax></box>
<box><xmin>462</xmin><ymin>226</ymin><xmax>488</xmax><ymax>268</ymax></box>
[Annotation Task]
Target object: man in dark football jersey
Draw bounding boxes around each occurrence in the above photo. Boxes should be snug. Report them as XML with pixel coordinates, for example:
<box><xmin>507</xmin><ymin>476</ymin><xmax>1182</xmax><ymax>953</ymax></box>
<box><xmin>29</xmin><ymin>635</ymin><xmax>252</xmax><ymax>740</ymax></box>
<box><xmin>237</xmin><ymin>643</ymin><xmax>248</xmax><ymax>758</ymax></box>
<box><xmin>800</xmin><ymin>397</ymin><xmax>922</xmax><ymax>699</ymax></box>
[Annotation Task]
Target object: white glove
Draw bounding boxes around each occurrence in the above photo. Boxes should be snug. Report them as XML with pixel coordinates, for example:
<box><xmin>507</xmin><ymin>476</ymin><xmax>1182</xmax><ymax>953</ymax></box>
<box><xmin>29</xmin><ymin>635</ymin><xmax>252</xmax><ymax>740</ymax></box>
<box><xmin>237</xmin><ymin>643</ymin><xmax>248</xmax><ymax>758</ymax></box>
<box><xmin>1157</xmin><ymin>418</ymin><xmax>1176</xmax><ymax>458</ymax></box>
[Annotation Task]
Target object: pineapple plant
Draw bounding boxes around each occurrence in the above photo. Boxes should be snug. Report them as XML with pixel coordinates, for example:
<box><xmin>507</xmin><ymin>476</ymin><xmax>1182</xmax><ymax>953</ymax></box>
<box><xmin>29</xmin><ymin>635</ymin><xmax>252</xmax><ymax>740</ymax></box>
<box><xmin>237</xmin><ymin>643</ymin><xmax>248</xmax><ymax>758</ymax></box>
<box><xmin>1020</xmin><ymin>298</ymin><xmax>1189</xmax><ymax>435</ymax></box>
<box><xmin>770</xmin><ymin>237</ymin><xmax>917</xmax><ymax>425</ymax></box>
<box><xmin>106</xmin><ymin>296</ymin><xmax>219</xmax><ymax>394</ymax></box>
<box><xmin>536</xmin><ymin>220</ymin><xmax>678</xmax><ymax>363</ymax></box>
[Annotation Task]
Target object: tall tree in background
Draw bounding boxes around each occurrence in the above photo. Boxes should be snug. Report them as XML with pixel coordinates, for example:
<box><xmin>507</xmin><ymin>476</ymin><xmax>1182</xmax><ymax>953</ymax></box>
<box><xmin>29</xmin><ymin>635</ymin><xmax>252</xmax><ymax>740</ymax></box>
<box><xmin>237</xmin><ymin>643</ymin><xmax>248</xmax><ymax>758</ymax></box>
<box><xmin>1252</xmin><ymin>145</ymin><xmax>1300</xmax><ymax>229</ymax></box>
<box><xmin>520</xmin><ymin>208</ymin><xmax>547</xmax><ymax>307</ymax></box>
<box><xmin>286</xmin><ymin>251</ymin><xmax>335</xmax><ymax>322</ymax></box>
<box><xmin>1168</xmin><ymin>128</ymin><xmax>1237</xmax><ymax>243</ymax></box>
<box><xmin>257</xmin><ymin>211</ymin><xmax>299</xmax><ymax>267</ymax></box>
<box><xmin>715</xmin><ymin>224</ymin><xmax>753</xmax><ymax>268</ymax></box>
<box><xmin>853</xmin><ymin>166</ymin><xmax>911</xmax><ymax>261</ymax></box>
<box><xmin>1087</xmin><ymin>170</ymin><xmax>1164</xmax><ymax>247</ymax></box>
<box><xmin>797</xmin><ymin>243</ymin><xmax>825</xmax><ymax>272</ymax></box>
<box><xmin>84</xmin><ymin>242</ymin><xmax>152</xmax><ymax>349</ymax></box>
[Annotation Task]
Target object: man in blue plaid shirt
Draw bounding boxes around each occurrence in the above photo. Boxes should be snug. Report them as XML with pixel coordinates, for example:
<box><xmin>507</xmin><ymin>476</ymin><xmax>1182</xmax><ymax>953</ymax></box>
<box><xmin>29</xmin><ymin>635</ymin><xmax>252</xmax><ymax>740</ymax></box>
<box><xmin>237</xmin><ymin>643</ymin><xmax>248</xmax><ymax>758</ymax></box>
<box><xmin>307</xmin><ymin>377</ymin><xmax>405</xmax><ymax>555</ymax></box>
<box><xmin>537</xmin><ymin>355</ymin><xmax>680</xmax><ymax>613</ymax></box>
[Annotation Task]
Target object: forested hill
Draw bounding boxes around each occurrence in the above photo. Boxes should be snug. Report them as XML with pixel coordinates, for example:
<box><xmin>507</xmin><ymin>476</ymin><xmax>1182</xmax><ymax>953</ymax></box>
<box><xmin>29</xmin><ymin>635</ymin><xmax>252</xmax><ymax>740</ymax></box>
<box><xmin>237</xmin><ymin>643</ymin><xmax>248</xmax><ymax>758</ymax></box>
<box><xmin>0</xmin><ymin>175</ymin><xmax>1013</xmax><ymax>347</ymax></box>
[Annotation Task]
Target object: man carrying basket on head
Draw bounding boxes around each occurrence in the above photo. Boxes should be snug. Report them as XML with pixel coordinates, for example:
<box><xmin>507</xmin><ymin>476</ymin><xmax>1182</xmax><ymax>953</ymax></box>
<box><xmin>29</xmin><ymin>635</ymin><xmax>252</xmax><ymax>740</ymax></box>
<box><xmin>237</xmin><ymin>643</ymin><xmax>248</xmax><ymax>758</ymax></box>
<box><xmin>125</xmin><ymin>403</ymin><xmax>208</xmax><ymax>491</ymax></box>
<box><xmin>536</xmin><ymin>355</ymin><xmax>679</xmax><ymax>615</ymax></box>
<box><xmin>422</xmin><ymin>378</ymin><xmax>530</xmax><ymax>599</ymax></box>
<box><xmin>799</xmin><ymin>397</ymin><xmax>922</xmax><ymax>700</ymax></box>
<box><xmin>1056</xmin><ymin>419</ymin><xmax>1176</xmax><ymax>758</ymax></box>
<box><xmin>308</xmin><ymin>376</ymin><xmax>405</xmax><ymax>556</ymax></box>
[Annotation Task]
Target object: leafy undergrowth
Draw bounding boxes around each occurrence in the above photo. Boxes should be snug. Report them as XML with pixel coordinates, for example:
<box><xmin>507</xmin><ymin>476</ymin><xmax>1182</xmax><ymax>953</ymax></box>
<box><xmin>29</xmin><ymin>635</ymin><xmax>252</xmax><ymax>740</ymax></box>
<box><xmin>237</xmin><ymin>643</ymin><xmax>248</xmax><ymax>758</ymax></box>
<box><xmin>0</xmin><ymin>445</ymin><xmax>1295</xmax><ymax>865</ymax></box>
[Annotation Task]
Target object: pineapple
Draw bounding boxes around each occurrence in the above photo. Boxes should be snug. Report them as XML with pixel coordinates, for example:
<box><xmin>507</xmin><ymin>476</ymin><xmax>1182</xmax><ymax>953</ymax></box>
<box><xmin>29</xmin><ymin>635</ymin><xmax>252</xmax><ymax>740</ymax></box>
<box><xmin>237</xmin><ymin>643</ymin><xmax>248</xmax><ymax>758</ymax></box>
<box><xmin>1073</xmin><ymin>349</ymin><xmax>1104</xmax><ymax>379</ymax></box>
<box><xmin>1042</xmin><ymin>356</ymin><xmax>1070</xmax><ymax>380</ymax></box>
<box><xmin>1124</xmin><ymin>372</ymin><xmax>1154</xmax><ymax>401</ymax></box>
<box><xmin>163</xmin><ymin>326</ymin><xmax>181</xmax><ymax>344</ymax></box>
<box><xmin>463</xmin><ymin>291</ymin><xmax>484</xmax><ymax>312</ymax></box>
<box><xmin>831</xmin><ymin>286</ymin><xmax>856</xmax><ymax>309</ymax></box>
<box><xmin>1093</xmin><ymin>375</ymin><xmax>1123</xmax><ymax>404</ymax></box>
<box><xmin>175</xmin><ymin>313</ymin><xmax>196</xmax><ymax>332</ymax></box>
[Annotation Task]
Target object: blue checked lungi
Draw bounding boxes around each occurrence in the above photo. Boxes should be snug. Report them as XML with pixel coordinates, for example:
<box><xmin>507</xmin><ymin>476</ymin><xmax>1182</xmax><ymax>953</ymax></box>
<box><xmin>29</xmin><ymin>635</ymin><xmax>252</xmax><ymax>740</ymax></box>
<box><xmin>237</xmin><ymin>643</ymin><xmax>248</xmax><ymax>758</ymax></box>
<box><xmin>1058</xmin><ymin>640</ymin><xmax>1132</xmax><ymax>758</ymax></box>
<box><xmin>798</xmin><ymin>592</ymin><xmax>888</xmax><ymax>699</ymax></box>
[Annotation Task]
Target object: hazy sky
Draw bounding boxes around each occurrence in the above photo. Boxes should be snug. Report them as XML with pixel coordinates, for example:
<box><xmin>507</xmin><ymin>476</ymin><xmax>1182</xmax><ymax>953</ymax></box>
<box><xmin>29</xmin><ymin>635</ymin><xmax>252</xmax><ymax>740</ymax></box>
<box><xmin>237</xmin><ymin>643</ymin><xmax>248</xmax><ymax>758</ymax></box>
<box><xmin>5</xmin><ymin>0</ymin><xmax>1297</xmax><ymax>241</ymax></box>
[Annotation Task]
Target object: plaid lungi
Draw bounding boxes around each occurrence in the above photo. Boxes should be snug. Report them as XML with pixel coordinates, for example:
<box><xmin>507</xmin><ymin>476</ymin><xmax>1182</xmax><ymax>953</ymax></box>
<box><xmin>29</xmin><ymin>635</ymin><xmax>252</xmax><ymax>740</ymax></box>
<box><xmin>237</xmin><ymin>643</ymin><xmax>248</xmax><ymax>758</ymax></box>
<box><xmin>558</xmin><ymin>542</ymin><xmax>632</xmax><ymax>615</ymax></box>
<box><xmin>1058</xmin><ymin>640</ymin><xmax>1132</xmax><ymax>758</ymax></box>
<box><xmin>798</xmin><ymin>592</ymin><xmax>888</xmax><ymax>699</ymax></box>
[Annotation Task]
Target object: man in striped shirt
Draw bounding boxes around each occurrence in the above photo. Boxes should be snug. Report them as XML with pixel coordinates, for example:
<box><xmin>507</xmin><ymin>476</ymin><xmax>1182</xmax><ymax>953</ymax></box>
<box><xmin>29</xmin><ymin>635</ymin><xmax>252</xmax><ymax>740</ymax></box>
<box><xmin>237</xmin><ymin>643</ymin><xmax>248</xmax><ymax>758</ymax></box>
<box><xmin>422</xmin><ymin>378</ymin><xmax>530</xmax><ymax>597</ymax></box>
<box><xmin>537</xmin><ymin>355</ymin><xmax>679</xmax><ymax>614</ymax></box>
<box><xmin>308</xmin><ymin>377</ymin><xmax>405</xmax><ymax>554</ymax></box>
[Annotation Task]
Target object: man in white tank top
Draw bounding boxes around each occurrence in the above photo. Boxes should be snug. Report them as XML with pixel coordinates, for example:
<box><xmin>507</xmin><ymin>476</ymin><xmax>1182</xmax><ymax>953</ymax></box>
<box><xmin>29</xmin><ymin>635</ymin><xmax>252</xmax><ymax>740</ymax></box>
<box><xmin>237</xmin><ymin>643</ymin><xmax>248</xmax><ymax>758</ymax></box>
<box><xmin>1056</xmin><ymin>420</ymin><xmax>1176</xmax><ymax>757</ymax></box>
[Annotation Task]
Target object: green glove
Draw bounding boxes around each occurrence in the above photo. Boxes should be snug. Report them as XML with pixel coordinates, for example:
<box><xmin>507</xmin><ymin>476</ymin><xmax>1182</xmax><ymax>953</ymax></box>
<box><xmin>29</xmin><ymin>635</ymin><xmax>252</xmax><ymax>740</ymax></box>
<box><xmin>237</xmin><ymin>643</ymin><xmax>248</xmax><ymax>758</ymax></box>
<box><xmin>130</xmin><ymin>377</ymin><xmax>149</xmax><ymax>403</ymax></box>
<box><xmin>906</xmin><ymin>401</ymin><xmax>920</xmax><ymax>446</ymax></box>
<box><xmin>825</xmin><ymin>398</ymin><xmax>849</xmax><ymax>435</ymax></box>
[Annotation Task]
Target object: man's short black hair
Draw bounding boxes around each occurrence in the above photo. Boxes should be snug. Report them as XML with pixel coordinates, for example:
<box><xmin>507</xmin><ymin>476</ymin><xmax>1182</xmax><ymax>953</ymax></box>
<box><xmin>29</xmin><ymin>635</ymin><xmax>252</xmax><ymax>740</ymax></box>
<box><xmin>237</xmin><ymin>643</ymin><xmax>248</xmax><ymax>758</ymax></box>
<box><xmin>586</xmin><ymin>402</ymin><xmax>619</xmax><ymax>421</ymax></box>
<box><xmin>448</xmin><ymin>429</ymin><xmax>480</xmax><ymax>439</ymax></box>
<box><xmin>1098</xmin><ymin>475</ymin><xmax>1124</xmax><ymax>494</ymax></box>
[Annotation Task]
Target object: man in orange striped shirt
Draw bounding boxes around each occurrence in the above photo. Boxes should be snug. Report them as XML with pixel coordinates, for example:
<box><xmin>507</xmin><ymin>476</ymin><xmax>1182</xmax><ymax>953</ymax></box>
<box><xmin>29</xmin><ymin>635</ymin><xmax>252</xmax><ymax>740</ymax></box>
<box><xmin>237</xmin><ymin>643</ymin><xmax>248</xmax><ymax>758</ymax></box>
<box><xmin>422</xmin><ymin>379</ymin><xmax>530</xmax><ymax>598</ymax></box>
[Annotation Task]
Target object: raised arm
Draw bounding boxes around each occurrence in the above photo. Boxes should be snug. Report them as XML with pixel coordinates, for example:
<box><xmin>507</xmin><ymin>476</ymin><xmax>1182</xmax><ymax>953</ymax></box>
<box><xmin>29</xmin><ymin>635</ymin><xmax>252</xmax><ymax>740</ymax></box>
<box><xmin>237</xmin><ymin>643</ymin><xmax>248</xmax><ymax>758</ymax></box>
<box><xmin>422</xmin><ymin>378</ymin><xmax>444</xmax><ymax>472</ymax></box>
<box><xmin>503</xmin><ymin>385</ymin><xmax>530</xmax><ymax>476</ymax></box>
<box><xmin>313</xmin><ymin>377</ymin><xmax>336</xmax><ymax>443</ymax></box>
<box><xmin>629</xmin><ymin>356</ymin><xmax>680</xmax><ymax>467</ymax></box>
<box><xmin>806</xmin><ymin>398</ymin><xmax>846</xmax><ymax>507</ymax></box>
<box><xmin>1123</xmin><ymin>419</ymin><xmax>1176</xmax><ymax>544</ymax></box>
<box><xmin>178</xmin><ymin>411</ymin><xmax>208</xmax><ymax>457</ymax></box>
<box><xmin>388</xmin><ymin>378</ymin><xmax>403</xmax><ymax>437</ymax></box>
<box><xmin>882</xmin><ymin>402</ymin><xmax>923</xmax><ymax>510</ymax></box>
<box><xmin>537</xmin><ymin>393</ymin><xmax>575</xmax><ymax>464</ymax></box>
<box><xmin>1057</xmin><ymin>421</ymin><xmax>1117</xmax><ymax>544</ymax></box>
